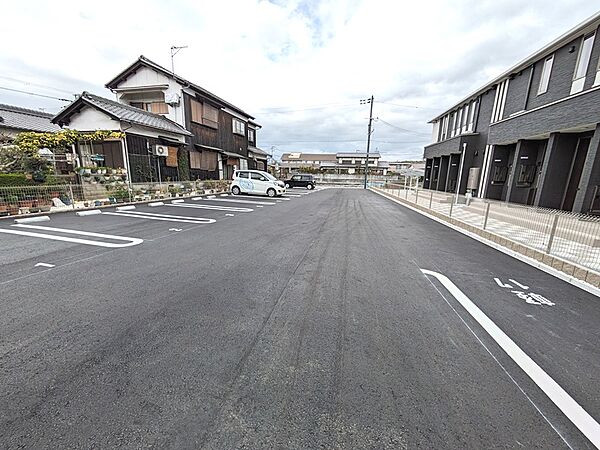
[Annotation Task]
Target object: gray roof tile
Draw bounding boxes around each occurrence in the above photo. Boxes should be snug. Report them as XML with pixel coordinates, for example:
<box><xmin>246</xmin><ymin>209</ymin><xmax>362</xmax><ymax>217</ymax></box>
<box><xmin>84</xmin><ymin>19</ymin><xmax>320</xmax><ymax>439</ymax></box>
<box><xmin>0</xmin><ymin>103</ymin><xmax>61</xmax><ymax>133</ymax></box>
<box><xmin>53</xmin><ymin>92</ymin><xmax>191</xmax><ymax>136</ymax></box>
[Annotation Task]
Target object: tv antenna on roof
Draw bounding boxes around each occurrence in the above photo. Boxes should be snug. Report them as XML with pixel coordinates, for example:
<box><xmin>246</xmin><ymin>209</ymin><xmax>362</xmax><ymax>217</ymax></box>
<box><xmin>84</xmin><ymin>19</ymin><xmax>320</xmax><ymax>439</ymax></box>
<box><xmin>170</xmin><ymin>45</ymin><xmax>188</xmax><ymax>73</ymax></box>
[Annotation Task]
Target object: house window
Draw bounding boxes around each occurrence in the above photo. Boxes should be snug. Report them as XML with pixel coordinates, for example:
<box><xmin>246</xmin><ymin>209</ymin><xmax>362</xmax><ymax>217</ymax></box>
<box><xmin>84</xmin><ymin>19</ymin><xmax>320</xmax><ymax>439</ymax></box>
<box><xmin>538</xmin><ymin>55</ymin><xmax>554</xmax><ymax>95</ymax></box>
<box><xmin>190</xmin><ymin>99</ymin><xmax>203</xmax><ymax>123</ymax></box>
<box><xmin>190</xmin><ymin>99</ymin><xmax>219</xmax><ymax>128</ymax></box>
<box><xmin>189</xmin><ymin>151</ymin><xmax>202</xmax><ymax>169</ymax></box>
<box><xmin>202</xmin><ymin>103</ymin><xmax>219</xmax><ymax>128</ymax></box>
<box><xmin>130</xmin><ymin>101</ymin><xmax>168</xmax><ymax>114</ymax></box>
<box><xmin>571</xmin><ymin>33</ymin><xmax>595</xmax><ymax>94</ymax></box>
<box><xmin>166</xmin><ymin>147</ymin><xmax>178</xmax><ymax>167</ymax></box>
<box><xmin>232</xmin><ymin>118</ymin><xmax>246</xmax><ymax>135</ymax></box>
<box><xmin>248</xmin><ymin>128</ymin><xmax>255</xmax><ymax>143</ymax></box>
<box><xmin>461</xmin><ymin>104</ymin><xmax>469</xmax><ymax>133</ymax></box>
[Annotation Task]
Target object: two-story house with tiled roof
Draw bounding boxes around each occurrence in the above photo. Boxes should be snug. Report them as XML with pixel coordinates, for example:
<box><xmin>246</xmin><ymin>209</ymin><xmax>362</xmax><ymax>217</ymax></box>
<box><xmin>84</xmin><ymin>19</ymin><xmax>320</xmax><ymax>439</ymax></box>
<box><xmin>424</xmin><ymin>11</ymin><xmax>600</xmax><ymax>214</ymax></box>
<box><xmin>104</xmin><ymin>55</ymin><xmax>266</xmax><ymax>181</ymax></box>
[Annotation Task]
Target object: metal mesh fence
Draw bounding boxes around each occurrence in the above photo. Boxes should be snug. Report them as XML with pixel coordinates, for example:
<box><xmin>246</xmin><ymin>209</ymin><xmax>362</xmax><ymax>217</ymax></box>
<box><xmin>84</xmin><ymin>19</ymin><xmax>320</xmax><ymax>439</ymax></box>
<box><xmin>380</xmin><ymin>183</ymin><xmax>600</xmax><ymax>273</ymax></box>
<box><xmin>0</xmin><ymin>180</ymin><xmax>231</xmax><ymax>218</ymax></box>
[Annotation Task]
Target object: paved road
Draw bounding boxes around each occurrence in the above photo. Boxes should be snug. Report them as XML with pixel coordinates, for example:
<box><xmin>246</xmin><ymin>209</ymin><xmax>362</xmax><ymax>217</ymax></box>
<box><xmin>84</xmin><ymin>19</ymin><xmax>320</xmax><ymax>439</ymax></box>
<box><xmin>0</xmin><ymin>188</ymin><xmax>598</xmax><ymax>449</ymax></box>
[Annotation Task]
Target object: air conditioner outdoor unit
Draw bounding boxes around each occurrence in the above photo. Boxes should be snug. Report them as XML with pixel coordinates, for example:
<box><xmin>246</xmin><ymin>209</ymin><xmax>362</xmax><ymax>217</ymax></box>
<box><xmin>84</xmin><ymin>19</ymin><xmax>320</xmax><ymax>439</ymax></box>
<box><xmin>153</xmin><ymin>145</ymin><xmax>169</xmax><ymax>157</ymax></box>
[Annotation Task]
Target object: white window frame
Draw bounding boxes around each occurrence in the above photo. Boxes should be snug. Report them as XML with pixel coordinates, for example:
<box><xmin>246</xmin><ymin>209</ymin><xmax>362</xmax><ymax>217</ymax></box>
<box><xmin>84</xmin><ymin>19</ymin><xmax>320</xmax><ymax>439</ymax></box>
<box><xmin>538</xmin><ymin>55</ymin><xmax>554</xmax><ymax>95</ymax></box>
<box><xmin>467</xmin><ymin>99</ymin><xmax>477</xmax><ymax>132</ymax></box>
<box><xmin>232</xmin><ymin>118</ymin><xmax>246</xmax><ymax>135</ymax></box>
<box><xmin>571</xmin><ymin>33</ymin><xmax>595</xmax><ymax>95</ymax></box>
<box><xmin>248</xmin><ymin>128</ymin><xmax>255</xmax><ymax>142</ymax></box>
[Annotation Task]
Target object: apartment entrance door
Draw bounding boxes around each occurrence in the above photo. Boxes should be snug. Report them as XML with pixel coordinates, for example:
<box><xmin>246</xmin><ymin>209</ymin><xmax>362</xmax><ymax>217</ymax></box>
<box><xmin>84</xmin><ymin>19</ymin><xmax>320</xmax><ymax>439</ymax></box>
<box><xmin>561</xmin><ymin>136</ymin><xmax>591</xmax><ymax>211</ymax></box>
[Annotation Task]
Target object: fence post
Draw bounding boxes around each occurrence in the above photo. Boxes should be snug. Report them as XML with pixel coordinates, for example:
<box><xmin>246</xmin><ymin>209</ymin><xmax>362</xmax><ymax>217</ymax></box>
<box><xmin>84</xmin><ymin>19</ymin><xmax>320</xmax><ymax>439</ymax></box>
<box><xmin>415</xmin><ymin>189</ymin><xmax>419</xmax><ymax>205</ymax></box>
<box><xmin>482</xmin><ymin>202</ymin><xmax>491</xmax><ymax>229</ymax></box>
<box><xmin>429</xmin><ymin>191</ymin><xmax>434</xmax><ymax>209</ymax></box>
<box><xmin>68</xmin><ymin>184</ymin><xmax>75</xmax><ymax>210</ymax></box>
<box><xmin>449</xmin><ymin>199</ymin><xmax>453</xmax><ymax>217</ymax></box>
<box><xmin>545</xmin><ymin>214</ymin><xmax>560</xmax><ymax>254</ymax></box>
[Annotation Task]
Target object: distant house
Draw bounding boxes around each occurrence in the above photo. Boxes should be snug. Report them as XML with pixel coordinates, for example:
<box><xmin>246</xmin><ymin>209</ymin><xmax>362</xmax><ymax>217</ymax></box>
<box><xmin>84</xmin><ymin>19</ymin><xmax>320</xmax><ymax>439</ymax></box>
<box><xmin>0</xmin><ymin>103</ymin><xmax>60</xmax><ymax>138</ymax></box>
<box><xmin>279</xmin><ymin>151</ymin><xmax>384</xmax><ymax>175</ymax></box>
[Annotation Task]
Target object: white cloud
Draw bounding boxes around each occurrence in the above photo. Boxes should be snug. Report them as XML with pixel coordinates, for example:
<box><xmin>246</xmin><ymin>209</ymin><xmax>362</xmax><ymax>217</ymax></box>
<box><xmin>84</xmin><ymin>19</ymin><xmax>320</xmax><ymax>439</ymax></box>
<box><xmin>0</xmin><ymin>0</ymin><xmax>598</xmax><ymax>160</ymax></box>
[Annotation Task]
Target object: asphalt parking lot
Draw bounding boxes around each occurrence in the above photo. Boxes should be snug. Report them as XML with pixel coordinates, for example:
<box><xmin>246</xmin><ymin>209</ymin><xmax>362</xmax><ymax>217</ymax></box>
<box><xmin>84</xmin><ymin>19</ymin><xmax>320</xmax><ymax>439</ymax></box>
<box><xmin>0</xmin><ymin>187</ymin><xmax>599</xmax><ymax>449</ymax></box>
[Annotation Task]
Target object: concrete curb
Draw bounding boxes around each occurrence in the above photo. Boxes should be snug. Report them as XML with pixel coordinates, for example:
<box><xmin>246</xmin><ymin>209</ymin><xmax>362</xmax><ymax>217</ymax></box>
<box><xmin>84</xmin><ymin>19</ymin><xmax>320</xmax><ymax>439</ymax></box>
<box><xmin>370</xmin><ymin>188</ymin><xmax>600</xmax><ymax>298</ymax></box>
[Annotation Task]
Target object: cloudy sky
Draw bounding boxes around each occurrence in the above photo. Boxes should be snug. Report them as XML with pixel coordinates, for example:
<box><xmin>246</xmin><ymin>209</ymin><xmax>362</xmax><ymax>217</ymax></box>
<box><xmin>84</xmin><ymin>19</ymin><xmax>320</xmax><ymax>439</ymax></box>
<box><xmin>1</xmin><ymin>0</ymin><xmax>598</xmax><ymax>161</ymax></box>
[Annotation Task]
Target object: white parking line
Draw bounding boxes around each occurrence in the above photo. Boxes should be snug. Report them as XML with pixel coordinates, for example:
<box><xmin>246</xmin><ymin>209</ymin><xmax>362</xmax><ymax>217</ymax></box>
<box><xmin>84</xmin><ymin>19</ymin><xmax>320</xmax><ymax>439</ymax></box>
<box><xmin>2</xmin><ymin>224</ymin><xmax>143</xmax><ymax>248</ymax></box>
<box><xmin>35</xmin><ymin>262</ymin><xmax>55</xmax><ymax>268</ymax></box>
<box><xmin>102</xmin><ymin>211</ymin><xmax>216</xmax><ymax>224</ymax></box>
<box><xmin>422</xmin><ymin>269</ymin><xmax>600</xmax><ymax>448</ymax></box>
<box><xmin>166</xmin><ymin>203</ymin><xmax>253</xmax><ymax>213</ymax></box>
<box><xmin>283</xmin><ymin>194</ymin><xmax>302</xmax><ymax>198</ymax></box>
<box><xmin>278</xmin><ymin>197</ymin><xmax>291</xmax><ymax>201</ymax></box>
<box><xmin>202</xmin><ymin>198</ymin><xmax>276</xmax><ymax>205</ymax></box>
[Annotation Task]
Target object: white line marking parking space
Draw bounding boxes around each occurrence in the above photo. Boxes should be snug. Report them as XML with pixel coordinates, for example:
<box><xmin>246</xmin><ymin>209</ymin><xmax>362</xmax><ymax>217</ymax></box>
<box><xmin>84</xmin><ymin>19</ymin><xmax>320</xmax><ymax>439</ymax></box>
<box><xmin>202</xmin><ymin>198</ymin><xmax>276</xmax><ymax>205</ymax></box>
<box><xmin>2</xmin><ymin>224</ymin><xmax>143</xmax><ymax>248</ymax></box>
<box><xmin>34</xmin><ymin>262</ymin><xmax>55</xmax><ymax>268</ymax></box>
<box><xmin>166</xmin><ymin>203</ymin><xmax>253</xmax><ymax>213</ymax></box>
<box><xmin>102</xmin><ymin>211</ymin><xmax>216</xmax><ymax>224</ymax></box>
<box><xmin>422</xmin><ymin>269</ymin><xmax>600</xmax><ymax>448</ymax></box>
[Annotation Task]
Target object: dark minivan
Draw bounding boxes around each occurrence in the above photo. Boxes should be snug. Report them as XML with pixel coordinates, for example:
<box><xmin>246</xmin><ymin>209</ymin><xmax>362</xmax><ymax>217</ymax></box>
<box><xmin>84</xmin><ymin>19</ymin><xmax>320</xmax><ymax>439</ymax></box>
<box><xmin>284</xmin><ymin>173</ymin><xmax>316</xmax><ymax>190</ymax></box>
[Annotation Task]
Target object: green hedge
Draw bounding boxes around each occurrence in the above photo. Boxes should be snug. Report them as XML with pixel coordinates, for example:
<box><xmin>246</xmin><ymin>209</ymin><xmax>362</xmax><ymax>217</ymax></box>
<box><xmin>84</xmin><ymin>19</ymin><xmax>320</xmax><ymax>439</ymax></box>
<box><xmin>0</xmin><ymin>173</ymin><xmax>71</xmax><ymax>187</ymax></box>
<box><xmin>0</xmin><ymin>174</ymin><xmax>35</xmax><ymax>186</ymax></box>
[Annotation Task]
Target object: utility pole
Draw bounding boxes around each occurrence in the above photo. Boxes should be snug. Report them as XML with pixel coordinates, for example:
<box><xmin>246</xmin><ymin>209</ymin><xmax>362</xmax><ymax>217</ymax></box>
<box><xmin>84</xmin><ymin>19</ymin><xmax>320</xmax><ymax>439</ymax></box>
<box><xmin>360</xmin><ymin>96</ymin><xmax>374</xmax><ymax>189</ymax></box>
<box><xmin>170</xmin><ymin>45</ymin><xmax>188</xmax><ymax>73</ymax></box>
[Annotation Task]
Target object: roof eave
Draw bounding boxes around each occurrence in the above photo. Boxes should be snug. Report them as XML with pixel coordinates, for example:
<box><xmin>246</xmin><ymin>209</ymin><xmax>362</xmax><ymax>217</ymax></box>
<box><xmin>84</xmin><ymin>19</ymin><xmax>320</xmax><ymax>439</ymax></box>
<box><xmin>429</xmin><ymin>10</ymin><xmax>600</xmax><ymax>122</ymax></box>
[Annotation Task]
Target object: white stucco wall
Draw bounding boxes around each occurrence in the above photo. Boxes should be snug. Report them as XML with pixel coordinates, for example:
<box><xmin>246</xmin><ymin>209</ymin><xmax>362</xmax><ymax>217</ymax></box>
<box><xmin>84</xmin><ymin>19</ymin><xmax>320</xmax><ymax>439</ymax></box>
<box><xmin>113</xmin><ymin>66</ymin><xmax>186</xmax><ymax>127</ymax></box>
<box><xmin>63</xmin><ymin>106</ymin><xmax>120</xmax><ymax>131</ymax></box>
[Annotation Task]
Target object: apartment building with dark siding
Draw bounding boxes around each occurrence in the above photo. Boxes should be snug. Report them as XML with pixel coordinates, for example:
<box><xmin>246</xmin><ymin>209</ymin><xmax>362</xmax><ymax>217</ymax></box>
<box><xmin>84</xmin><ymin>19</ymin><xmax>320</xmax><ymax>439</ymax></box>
<box><xmin>424</xmin><ymin>11</ymin><xmax>600</xmax><ymax>214</ymax></box>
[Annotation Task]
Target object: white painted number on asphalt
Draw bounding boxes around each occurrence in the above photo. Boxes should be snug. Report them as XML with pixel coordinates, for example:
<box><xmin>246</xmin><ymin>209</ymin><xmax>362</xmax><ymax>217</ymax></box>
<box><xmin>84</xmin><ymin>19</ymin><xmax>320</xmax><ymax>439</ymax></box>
<box><xmin>422</xmin><ymin>269</ymin><xmax>600</xmax><ymax>447</ymax></box>
<box><xmin>494</xmin><ymin>277</ymin><xmax>555</xmax><ymax>306</ymax></box>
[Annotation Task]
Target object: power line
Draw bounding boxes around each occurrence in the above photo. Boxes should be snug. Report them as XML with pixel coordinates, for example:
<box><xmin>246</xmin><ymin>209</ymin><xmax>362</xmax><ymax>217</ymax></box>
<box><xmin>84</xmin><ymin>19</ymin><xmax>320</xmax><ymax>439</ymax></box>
<box><xmin>256</xmin><ymin>103</ymin><xmax>357</xmax><ymax>114</ymax></box>
<box><xmin>0</xmin><ymin>75</ymin><xmax>75</xmax><ymax>96</ymax></box>
<box><xmin>376</xmin><ymin>118</ymin><xmax>430</xmax><ymax>136</ymax></box>
<box><xmin>379</xmin><ymin>101</ymin><xmax>439</xmax><ymax>110</ymax></box>
<box><xmin>0</xmin><ymin>86</ymin><xmax>72</xmax><ymax>102</ymax></box>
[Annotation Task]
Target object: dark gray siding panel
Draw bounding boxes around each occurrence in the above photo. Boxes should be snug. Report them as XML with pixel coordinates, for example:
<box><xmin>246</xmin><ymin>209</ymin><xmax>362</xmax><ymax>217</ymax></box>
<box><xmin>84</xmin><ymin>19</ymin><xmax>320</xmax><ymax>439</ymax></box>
<box><xmin>488</xmin><ymin>88</ymin><xmax>600</xmax><ymax>144</ymax></box>
<box><xmin>423</xmin><ymin>136</ymin><xmax>463</xmax><ymax>159</ymax></box>
<box><xmin>526</xmin><ymin>36</ymin><xmax>580</xmax><ymax>110</ymax></box>
<box><xmin>503</xmin><ymin>67</ymin><xmax>531</xmax><ymax>117</ymax></box>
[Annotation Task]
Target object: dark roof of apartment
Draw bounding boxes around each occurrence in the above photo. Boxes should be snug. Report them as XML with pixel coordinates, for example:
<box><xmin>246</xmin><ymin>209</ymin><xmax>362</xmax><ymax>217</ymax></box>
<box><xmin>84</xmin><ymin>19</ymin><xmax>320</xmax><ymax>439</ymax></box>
<box><xmin>281</xmin><ymin>152</ymin><xmax>338</xmax><ymax>162</ymax></box>
<box><xmin>105</xmin><ymin>55</ymin><xmax>254</xmax><ymax>120</ymax></box>
<box><xmin>429</xmin><ymin>10</ymin><xmax>600</xmax><ymax>122</ymax></box>
<box><xmin>52</xmin><ymin>91</ymin><xmax>192</xmax><ymax>136</ymax></box>
<box><xmin>0</xmin><ymin>103</ymin><xmax>61</xmax><ymax>133</ymax></box>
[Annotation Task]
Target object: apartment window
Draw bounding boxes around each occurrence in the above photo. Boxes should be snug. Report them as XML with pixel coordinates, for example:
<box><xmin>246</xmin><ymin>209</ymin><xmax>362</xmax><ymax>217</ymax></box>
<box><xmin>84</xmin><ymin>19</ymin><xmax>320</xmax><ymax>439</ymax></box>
<box><xmin>248</xmin><ymin>128</ymin><xmax>255</xmax><ymax>142</ymax></box>
<box><xmin>232</xmin><ymin>118</ymin><xmax>246</xmax><ymax>135</ymax></box>
<box><xmin>571</xmin><ymin>33</ymin><xmax>595</xmax><ymax>94</ymax></box>
<box><xmin>538</xmin><ymin>55</ymin><xmax>554</xmax><ymax>95</ymax></box>
<box><xmin>450</xmin><ymin>113</ymin><xmax>456</xmax><ymax>137</ymax></box>
<box><xmin>190</xmin><ymin>99</ymin><xmax>219</xmax><ymax>128</ymax></box>
<box><xmin>461</xmin><ymin>104</ymin><xmax>469</xmax><ymax>133</ymax></box>
<box><xmin>467</xmin><ymin>99</ymin><xmax>477</xmax><ymax>131</ymax></box>
<box><xmin>130</xmin><ymin>101</ymin><xmax>168</xmax><ymax>114</ymax></box>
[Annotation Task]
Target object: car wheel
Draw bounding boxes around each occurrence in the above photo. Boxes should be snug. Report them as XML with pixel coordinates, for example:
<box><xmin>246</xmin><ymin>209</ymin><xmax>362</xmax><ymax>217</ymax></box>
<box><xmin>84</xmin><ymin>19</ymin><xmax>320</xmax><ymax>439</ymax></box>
<box><xmin>267</xmin><ymin>188</ymin><xmax>276</xmax><ymax>197</ymax></box>
<box><xmin>307</xmin><ymin>184</ymin><xmax>314</xmax><ymax>190</ymax></box>
<box><xmin>232</xmin><ymin>186</ymin><xmax>241</xmax><ymax>195</ymax></box>
<box><xmin>285</xmin><ymin>183</ymin><xmax>290</xmax><ymax>189</ymax></box>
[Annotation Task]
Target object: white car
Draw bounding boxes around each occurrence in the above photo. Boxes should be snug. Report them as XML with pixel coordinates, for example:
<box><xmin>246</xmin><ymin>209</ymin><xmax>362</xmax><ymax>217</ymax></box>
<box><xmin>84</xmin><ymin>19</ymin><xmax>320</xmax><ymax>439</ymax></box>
<box><xmin>230</xmin><ymin>170</ymin><xmax>286</xmax><ymax>197</ymax></box>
